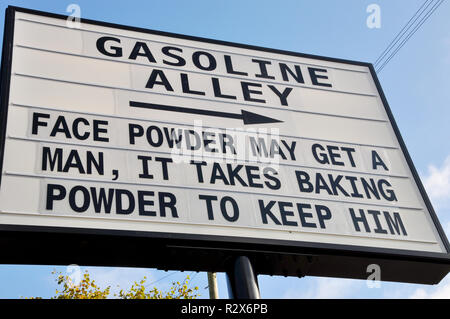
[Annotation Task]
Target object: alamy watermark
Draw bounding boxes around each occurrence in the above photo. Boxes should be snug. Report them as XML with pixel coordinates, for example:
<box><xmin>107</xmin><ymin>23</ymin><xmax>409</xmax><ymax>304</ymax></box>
<box><xmin>366</xmin><ymin>263</ymin><xmax>381</xmax><ymax>288</ymax></box>
<box><xmin>168</xmin><ymin>120</ymin><xmax>282</xmax><ymax>170</ymax></box>
<box><xmin>366</xmin><ymin>4</ymin><xmax>381</xmax><ymax>29</ymax></box>
<box><xmin>66</xmin><ymin>4</ymin><xmax>81</xmax><ymax>29</ymax></box>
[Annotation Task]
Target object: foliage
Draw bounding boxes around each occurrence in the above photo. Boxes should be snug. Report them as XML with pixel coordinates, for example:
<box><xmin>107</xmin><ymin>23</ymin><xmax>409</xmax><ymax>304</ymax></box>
<box><xmin>52</xmin><ymin>270</ymin><xmax>110</xmax><ymax>299</ymax></box>
<box><xmin>116</xmin><ymin>275</ymin><xmax>199</xmax><ymax>299</ymax></box>
<box><xmin>32</xmin><ymin>270</ymin><xmax>200</xmax><ymax>299</ymax></box>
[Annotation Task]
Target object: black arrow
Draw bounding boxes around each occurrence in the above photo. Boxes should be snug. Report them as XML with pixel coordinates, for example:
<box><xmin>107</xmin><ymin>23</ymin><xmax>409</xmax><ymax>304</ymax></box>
<box><xmin>129</xmin><ymin>101</ymin><xmax>283</xmax><ymax>125</ymax></box>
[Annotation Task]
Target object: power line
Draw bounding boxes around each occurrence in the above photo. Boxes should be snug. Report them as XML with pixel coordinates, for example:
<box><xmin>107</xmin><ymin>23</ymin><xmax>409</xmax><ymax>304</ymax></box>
<box><xmin>374</xmin><ymin>0</ymin><xmax>444</xmax><ymax>73</ymax></box>
<box><xmin>144</xmin><ymin>270</ymin><xmax>200</xmax><ymax>289</ymax></box>
<box><xmin>144</xmin><ymin>270</ymin><xmax>180</xmax><ymax>288</ymax></box>
<box><xmin>376</xmin><ymin>0</ymin><xmax>444</xmax><ymax>73</ymax></box>
<box><xmin>375</xmin><ymin>0</ymin><xmax>444</xmax><ymax>72</ymax></box>
<box><xmin>374</xmin><ymin>0</ymin><xmax>433</xmax><ymax>67</ymax></box>
<box><xmin>374</xmin><ymin>0</ymin><xmax>441</xmax><ymax>71</ymax></box>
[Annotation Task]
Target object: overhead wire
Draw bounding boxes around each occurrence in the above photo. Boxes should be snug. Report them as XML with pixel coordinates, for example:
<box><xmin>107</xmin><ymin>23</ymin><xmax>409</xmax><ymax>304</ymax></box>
<box><xmin>374</xmin><ymin>0</ymin><xmax>433</xmax><ymax>67</ymax></box>
<box><xmin>144</xmin><ymin>270</ymin><xmax>180</xmax><ymax>288</ymax></box>
<box><xmin>374</xmin><ymin>0</ymin><xmax>445</xmax><ymax>73</ymax></box>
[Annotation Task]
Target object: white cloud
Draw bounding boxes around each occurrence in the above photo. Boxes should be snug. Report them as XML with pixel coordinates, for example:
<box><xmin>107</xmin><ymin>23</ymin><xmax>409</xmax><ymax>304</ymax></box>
<box><xmin>410</xmin><ymin>277</ymin><xmax>450</xmax><ymax>299</ymax></box>
<box><xmin>423</xmin><ymin>155</ymin><xmax>450</xmax><ymax>199</ymax></box>
<box><xmin>282</xmin><ymin>277</ymin><xmax>362</xmax><ymax>299</ymax></box>
<box><xmin>407</xmin><ymin>156</ymin><xmax>450</xmax><ymax>299</ymax></box>
<box><xmin>313</xmin><ymin>278</ymin><xmax>360</xmax><ymax>298</ymax></box>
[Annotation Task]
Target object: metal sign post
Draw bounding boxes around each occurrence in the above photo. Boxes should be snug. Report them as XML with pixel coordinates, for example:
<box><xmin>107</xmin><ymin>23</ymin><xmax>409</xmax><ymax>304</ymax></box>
<box><xmin>226</xmin><ymin>256</ymin><xmax>260</xmax><ymax>299</ymax></box>
<box><xmin>207</xmin><ymin>272</ymin><xmax>219</xmax><ymax>299</ymax></box>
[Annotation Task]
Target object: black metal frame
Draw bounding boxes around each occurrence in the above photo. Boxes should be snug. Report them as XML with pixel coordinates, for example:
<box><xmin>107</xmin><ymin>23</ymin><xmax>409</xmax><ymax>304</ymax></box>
<box><xmin>0</xmin><ymin>6</ymin><xmax>449</xmax><ymax>285</ymax></box>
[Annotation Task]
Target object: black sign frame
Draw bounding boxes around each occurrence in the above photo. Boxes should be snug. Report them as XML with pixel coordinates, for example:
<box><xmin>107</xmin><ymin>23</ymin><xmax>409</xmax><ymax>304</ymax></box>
<box><xmin>0</xmin><ymin>6</ymin><xmax>449</xmax><ymax>285</ymax></box>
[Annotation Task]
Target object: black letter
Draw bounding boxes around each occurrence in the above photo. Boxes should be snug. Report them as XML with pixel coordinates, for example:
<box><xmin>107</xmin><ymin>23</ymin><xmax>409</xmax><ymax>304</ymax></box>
<box><xmin>220</xmin><ymin>196</ymin><xmax>239</xmax><ymax>222</ymax></box>
<box><xmin>145</xmin><ymin>69</ymin><xmax>174</xmax><ymax>91</ymax></box>
<box><xmin>372</xmin><ymin>150</ymin><xmax>388</xmax><ymax>171</ymax></box>
<box><xmin>93</xmin><ymin>120</ymin><xmax>109</xmax><ymax>142</ymax></box>
<box><xmin>191</xmin><ymin>160</ymin><xmax>207</xmax><ymax>183</ymax></box>
<box><xmin>46</xmin><ymin>184</ymin><xmax>66</xmax><ymax>210</ymax></box>
<box><xmin>86</xmin><ymin>151</ymin><xmax>104</xmax><ymax>175</ymax></box>
<box><xmin>279</xmin><ymin>201</ymin><xmax>297</xmax><ymax>226</ymax></box>
<box><xmin>155</xmin><ymin>157</ymin><xmax>173</xmax><ymax>180</ymax></box>
<box><xmin>129</xmin><ymin>124</ymin><xmax>144</xmax><ymax>145</ymax></box>
<box><xmin>72</xmin><ymin>118</ymin><xmax>90</xmax><ymax>140</ymax></box>
<box><xmin>384</xmin><ymin>211</ymin><xmax>407</xmax><ymax>236</ymax></box>
<box><xmin>341</xmin><ymin>147</ymin><xmax>356</xmax><ymax>167</ymax></box>
<box><xmin>96</xmin><ymin>36</ymin><xmax>122</xmax><ymax>57</ymax></box>
<box><xmin>32</xmin><ymin>112</ymin><xmax>50</xmax><ymax>135</ymax></box>
<box><xmin>137</xmin><ymin>155</ymin><xmax>153</xmax><ymax>179</ymax></box>
<box><xmin>162</xmin><ymin>46</ymin><xmax>186</xmax><ymax>66</ymax></box>
<box><xmin>224</xmin><ymin>55</ymin><xmax>248</xmax><ymax>76</ymax></box>
<box><xmin>263</xmin><ymin>167</ymin><xmax>281</xmax><ymax>190</ymax></box>
<box><xmin>146</xmin><ymin>126</ymin><xmax>164</xmax><ymax>147</ymax></box>
<box><xmin>252</xmin><ymin>59</ymin><xmax>275</xmax><ymax>79</ymax></box>
<box><xmin>129</xmin><ymin>42</ymin><xmax>156</xmax><ymax>63</ymax></box>
<box><xmin>378</xmin><ymin>179</ymin><xmax>397</xmax><ymax>201</ymax></box>
<box><xmin>296</xmin><ymin>170</ymin><xmax>314</xmax><ymax>193</ymax></box>
<box><xmin>349</xmin><ymin>208</ymin><xmax>371</xmax><ymax>232</ymax></box>
<box><xmin>368</xmin><ymin>209</ymin><xmax>388</xmax><ymax>234</ymax></box>
<box><xmin>297</xmin><ymin>203</ymin><xmax>316</xmax><ymax>228</ymax></box>
<box><xmin>91</xmin><ymin>187</ymin><xmax>114</xmax><ymax>213</ymax></box>
<box><xmin>159</xmin><ymin>192</ymin><xmax>178</xmax><ymax>217</ymax></box>
<box><xmin>241</xmin><ymin>82</ymin><xmax>265</xmax><ymax>104</ymax></box>
<box><xmin>308</xmin><ymin>67</ymin><xmax>332</xmax><ymax>87</ymax></box>
<box><xmin>192</xmin><ymin>51</ymin><xmax>217</xmax><ymax>71</ymax></box>
<box><xmin>42</xmin><ymin>147</ymin><xmax>63</xmax><ymax>172</ymax></box>
<box><xmin>267</xmin><ymin>85</ymin><xmax>292</xmax><ymax>106</ymax></box>
<box><xmin>138</xmin><ymin>190</ymin><xmax>156</xmax><ymax>216</ymax></box>
<box><xmin>312</xmin><ymin>144</ymin><xmax>329</xmax><ymax>164</ymax></box>
<box><xmin>279</xmin><ymin>63</ymin><xmax>304</xmax><ymax>83</ymax></box>
<box><xmin>50</xmin><ymin>116</ymin><xmax>71</xmax><ymax>138</ymax></box>
<box><xmin>212</xmin><ymin>77</ymin><xmax>236</xmax><ymax>100</ymax></box>
<box><xmin>181</xmin><ymin>73</ymin><xmax>205</xmax><ymax>95</ymax></box>
<box><xmin>316</xmin><ymin>205</ymin><xmax>332</xmax><ymax>229</ymax></box>
<box><xmin>327</xmin><ymin>145</ymin><xmax>344</xmax><ymax>166</ymax></box>
<box><xmin>69</xmin><ymin>186</ymin><xmax>90</xmax><ymax>213</ymax></box>
<box><xmin>116</xmin><ymin>189</ymin><xmax>135</xmax><ymax>214</ymax></box>
<box><xmin>199</xmin><ymin>194</ymin><xmax>218</xmax><ymax>220</ymax></box>
<box><xmin>258</xmin><ymin>200</ymin><xmax>281</xmax><ymax>225</ymax></box>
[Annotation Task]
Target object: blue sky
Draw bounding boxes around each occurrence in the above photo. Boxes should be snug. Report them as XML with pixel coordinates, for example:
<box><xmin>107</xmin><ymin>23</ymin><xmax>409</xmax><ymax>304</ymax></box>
<box><xmin>0</xmin><ymin>0</ymin><xmax>449</xmax><ymax>299</ymax></box>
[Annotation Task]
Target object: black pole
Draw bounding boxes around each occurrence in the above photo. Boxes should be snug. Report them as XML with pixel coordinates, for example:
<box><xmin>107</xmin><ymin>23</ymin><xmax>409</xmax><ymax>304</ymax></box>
<box><xmin>226</xmin><ymin>256</ymin><xmax>260</xmax><ymax>299</ymax></box>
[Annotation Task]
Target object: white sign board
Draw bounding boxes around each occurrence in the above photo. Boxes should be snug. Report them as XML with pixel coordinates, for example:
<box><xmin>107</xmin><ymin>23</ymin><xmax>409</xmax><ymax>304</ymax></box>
<box><xmin>0</xmin><ymin>7</ymin><xmax>449</xmax><ymax>274</ymax></box>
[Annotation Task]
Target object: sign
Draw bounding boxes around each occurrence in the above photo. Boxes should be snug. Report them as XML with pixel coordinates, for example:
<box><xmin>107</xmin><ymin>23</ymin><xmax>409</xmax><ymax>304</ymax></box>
<box><xmin>0</xmin><ymin>6</ymin><xmax>449</xmax><ymax>284</ymax></box>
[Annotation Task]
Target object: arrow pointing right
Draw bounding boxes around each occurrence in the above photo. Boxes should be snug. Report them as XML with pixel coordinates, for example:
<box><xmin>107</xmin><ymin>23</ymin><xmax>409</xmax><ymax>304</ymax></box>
<box><xmin>129</xmin><ymin>101</ymin><xmax>283</xmax><ymax>125</ymax></box>
<box><xmin>240</xmin><ymin>109</ymin><xmax>283</xmax><ymax>125</ymax></box>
